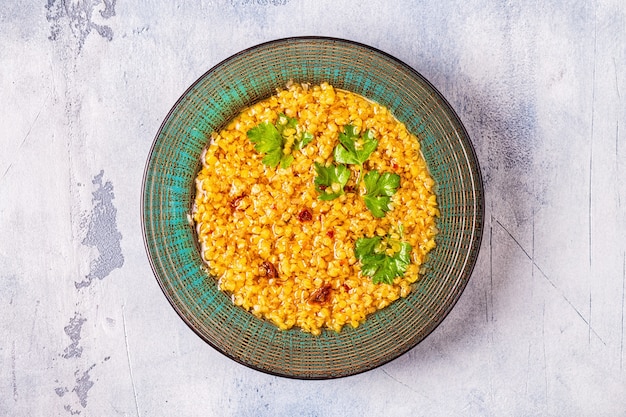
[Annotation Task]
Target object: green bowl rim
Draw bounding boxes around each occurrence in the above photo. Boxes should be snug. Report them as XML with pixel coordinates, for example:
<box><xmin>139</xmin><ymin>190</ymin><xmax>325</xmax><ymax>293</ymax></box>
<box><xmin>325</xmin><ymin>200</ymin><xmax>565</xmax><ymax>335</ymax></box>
<box><xmin>141</xmin><ymin>36</ymin><xmax>485</xmax><ymax>379</ymax></box>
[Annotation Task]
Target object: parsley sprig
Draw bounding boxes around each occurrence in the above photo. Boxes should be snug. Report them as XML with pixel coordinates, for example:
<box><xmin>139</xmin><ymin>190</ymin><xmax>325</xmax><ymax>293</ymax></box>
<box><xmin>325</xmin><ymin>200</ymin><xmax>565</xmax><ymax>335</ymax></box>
<box><xmin>333</xmin><ymin>125</ymin><xmax>378</xmax><ymax>166</ymax></box>
<box><xmin>314</xmin><ymin>163</ymin><xmax>351</xmax><ymax>200</ymax></box>
<box><xmin>333</xmin><ymin>125</ymin><xmax>378</xmax><ymax>187</ymax></box>
<box><xmin>363</xmin><ymin>170</ymin><xmax>401</xmax><ymax>218</ymax></box>
<box><xmin>247</xmin><ymin>114</ymin><xmax>313</xmax><ymax>169</ymax></box>
<box><xmin>354</xmin><ymin>229</ymin><xmax>412</xmax><ymax>284</ymax></box>
<box><xmin>314</xmin><ymin>124</ymin><xmax>400</xmax><ymax>218</ymax></box>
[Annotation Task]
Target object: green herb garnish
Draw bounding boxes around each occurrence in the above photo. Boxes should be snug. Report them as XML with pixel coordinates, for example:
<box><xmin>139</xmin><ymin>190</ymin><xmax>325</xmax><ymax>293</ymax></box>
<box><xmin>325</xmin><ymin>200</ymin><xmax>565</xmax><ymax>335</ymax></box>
<box><xmin>247</xmin><ymin>114</ymin><xmax>313</xmax><ymax>169</ymax></box>
<box><xmin>333</xmin><ymin>125</ymin><xmax>378</xmax><ymax>166</ymax></box>
<box><xmin>314</xmin><ymin>162</ymin><xmax>350</xmax><ymax>200</ymax></box>
<box><xmin>363</xmin><ymin>170</ymin><xmax>401</xmax><ymax>218</ymax></box>
<box><xmin>247</xmin><ymin>120</ymin><xmax>285</xmax><ymax>168</ymax></box>
<box><xmin>355</xmin><ymin>234</ymin><xmax>412</xmax><ymax>284</ymax></box>
<box><xmin>314</xmin><ymin>124</ymin><xmax>400</xmax><ymax>218</ymax></box>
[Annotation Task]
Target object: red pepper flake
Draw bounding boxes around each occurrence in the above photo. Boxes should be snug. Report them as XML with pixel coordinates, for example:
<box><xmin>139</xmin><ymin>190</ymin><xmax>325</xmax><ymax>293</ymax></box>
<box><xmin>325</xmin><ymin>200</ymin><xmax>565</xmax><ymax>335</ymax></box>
<box><xmin>393</xmin><ymin>163</ymin><xmax>399</xmax><ymax>170</ymax></box>
<box><xmin>308</xmin><ymin>283</ymin><xmax>332</xmax><ymax>304</ymax></box>
<box><xmin>342</xmin><ymin>284</ymin><xmax>351</xmax><ymax>292</ymax></box>
<box><xmin>229</xmin><ymin>194</ymin><xmax>246</xmax><ymax>211</ymax></box>
<box><xmin>298</xmin><ymin>208</ymin><xmax>313</xmax><ymax>222</ymax></box>
<box><xmin>326</xmin><ymin>230</ymin><xmax>335</xmax><ymax>238</ymax></box>
<box><xmin>343</xmin><ymin>185</ymin><xmax>356</xmax><ymax>193</ymax></box>
<box><xmin>260</xmin><ymin>261</ymin><xmax>278</xmax><ymax>279</ymax></box>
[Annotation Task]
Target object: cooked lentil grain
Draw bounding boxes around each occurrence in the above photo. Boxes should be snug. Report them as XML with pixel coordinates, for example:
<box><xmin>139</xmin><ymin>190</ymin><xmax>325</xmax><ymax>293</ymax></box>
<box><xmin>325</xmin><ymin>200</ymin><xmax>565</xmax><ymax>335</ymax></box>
<box><xmin>193</xmin><ymin>83</ymin><xmax>439</xmax><ymax>335</ymax></box>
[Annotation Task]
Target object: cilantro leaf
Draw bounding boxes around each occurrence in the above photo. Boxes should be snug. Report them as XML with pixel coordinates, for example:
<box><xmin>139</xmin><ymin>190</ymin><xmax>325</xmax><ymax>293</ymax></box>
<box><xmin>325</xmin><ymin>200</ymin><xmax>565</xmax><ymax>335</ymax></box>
<box><xmin>363</xmin><ymin>170</ymin><xmax>400</xmax><ymax>218</ymax></box>
<box><xmin>354</xmin><ymin>236</ymin><xmax>383</xmax><ymax>263</ymax></box>
<box><xmin>314</xmin><ymin>162</ymin><xmax>350</xmax><ymax>201</ymax></box>
<box><xmin>280</xmin><ymin>154</ymin><xmax>294</xmax><ymax>169</ymax></box>
<box><xmin>355</xmin><ymin>236</ymin><xmax>412</xmax><ymax>284</ymax></box>
<box><xmin>247</xmin><ymin>114</ymin><xmax>313</xmax><ymax>169</ymax></box>
<box><xmin>247</xmin><ymin>121</ymin><xmax>285</xmax><ymax>168</ymax></box>
<box><xmin>247</xmin><ymin>121</ymin><xmax>280</xmax><ymax>154</ymax></box>
<box><xmin>333</xmin><ymin>125</ymin><xmax>378</xmax><ymax>166</ymax></box>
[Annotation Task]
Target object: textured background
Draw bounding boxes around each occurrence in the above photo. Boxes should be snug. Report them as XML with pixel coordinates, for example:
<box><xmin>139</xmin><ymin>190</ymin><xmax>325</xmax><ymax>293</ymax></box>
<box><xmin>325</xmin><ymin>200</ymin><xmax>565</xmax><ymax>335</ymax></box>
<box><xmin>2</xmin><ymin>1</ymin><xmax>626</xmax><ymax>416</ymax></box>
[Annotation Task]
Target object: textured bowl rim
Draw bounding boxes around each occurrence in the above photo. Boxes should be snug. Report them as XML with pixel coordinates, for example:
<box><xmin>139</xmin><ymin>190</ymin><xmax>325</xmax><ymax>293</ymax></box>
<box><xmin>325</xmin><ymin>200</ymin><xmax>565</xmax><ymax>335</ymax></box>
<box><xmin>141</xmin><ymin>36</ymin><xmax>485</xmax><ymax>379</ymax></box>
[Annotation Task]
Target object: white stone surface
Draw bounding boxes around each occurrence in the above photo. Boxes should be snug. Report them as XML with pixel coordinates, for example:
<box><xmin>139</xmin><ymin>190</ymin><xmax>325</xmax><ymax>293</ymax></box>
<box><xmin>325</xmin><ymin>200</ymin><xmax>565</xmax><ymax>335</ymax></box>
<box><xmin>2</xmin><ymin>0</ymin><xmax>625</xmax><ymax>415</ymax></box>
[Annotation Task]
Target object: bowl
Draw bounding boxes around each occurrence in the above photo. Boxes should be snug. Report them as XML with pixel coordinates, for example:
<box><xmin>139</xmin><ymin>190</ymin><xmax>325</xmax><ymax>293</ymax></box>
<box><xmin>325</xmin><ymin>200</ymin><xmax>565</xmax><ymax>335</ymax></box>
<box><xmin>142</xmin><ymin>37</ymin><xmax>484</xmax><ymax>379</ymax></box>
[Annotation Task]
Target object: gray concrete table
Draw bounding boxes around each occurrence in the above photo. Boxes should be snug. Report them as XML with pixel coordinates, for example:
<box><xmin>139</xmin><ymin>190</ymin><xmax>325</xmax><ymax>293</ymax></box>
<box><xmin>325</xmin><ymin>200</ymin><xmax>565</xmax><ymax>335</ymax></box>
<box><xmin>2</xmin><ymin>1</ymin><xmax>625</xmax><ymax>415</ymax></box>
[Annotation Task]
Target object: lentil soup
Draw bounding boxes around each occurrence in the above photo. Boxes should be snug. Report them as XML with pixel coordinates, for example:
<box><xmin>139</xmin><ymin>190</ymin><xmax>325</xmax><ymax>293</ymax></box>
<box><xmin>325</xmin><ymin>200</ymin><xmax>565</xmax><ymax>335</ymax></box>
<box><xmin>192</xmin><ymin>82</ymin><xmax>439</xmax><ymax>335</ymax></box>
